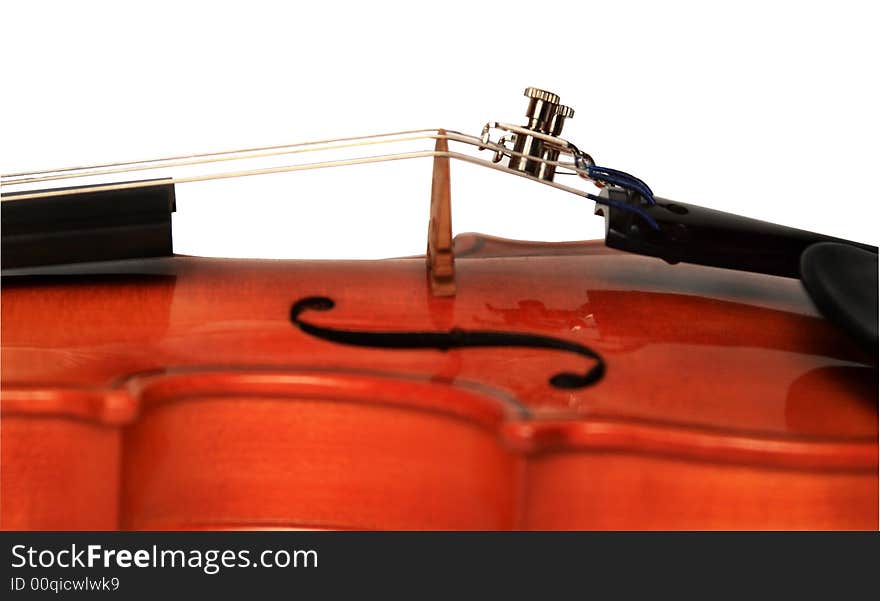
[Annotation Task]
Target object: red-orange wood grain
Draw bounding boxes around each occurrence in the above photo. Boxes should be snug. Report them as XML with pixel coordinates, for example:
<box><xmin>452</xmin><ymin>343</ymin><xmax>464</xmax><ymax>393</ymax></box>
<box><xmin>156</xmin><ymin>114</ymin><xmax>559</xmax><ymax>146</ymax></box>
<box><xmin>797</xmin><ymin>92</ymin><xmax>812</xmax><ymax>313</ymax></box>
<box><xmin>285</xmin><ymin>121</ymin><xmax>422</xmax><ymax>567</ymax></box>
<box><xmin>1</xmin><ymin>235</ymin><xmax>876</xmax><ymax>530</ymax></box>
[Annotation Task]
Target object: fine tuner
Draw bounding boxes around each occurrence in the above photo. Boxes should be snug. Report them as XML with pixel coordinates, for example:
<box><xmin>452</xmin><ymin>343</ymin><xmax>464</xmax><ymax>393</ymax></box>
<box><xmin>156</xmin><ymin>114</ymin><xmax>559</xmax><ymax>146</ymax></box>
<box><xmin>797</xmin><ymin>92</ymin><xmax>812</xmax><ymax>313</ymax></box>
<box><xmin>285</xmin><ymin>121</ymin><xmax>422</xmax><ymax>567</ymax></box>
<box><xmin>482</xmin><ymin>86</ymin><xmax>578</xmax><ymax>182</ymax></box>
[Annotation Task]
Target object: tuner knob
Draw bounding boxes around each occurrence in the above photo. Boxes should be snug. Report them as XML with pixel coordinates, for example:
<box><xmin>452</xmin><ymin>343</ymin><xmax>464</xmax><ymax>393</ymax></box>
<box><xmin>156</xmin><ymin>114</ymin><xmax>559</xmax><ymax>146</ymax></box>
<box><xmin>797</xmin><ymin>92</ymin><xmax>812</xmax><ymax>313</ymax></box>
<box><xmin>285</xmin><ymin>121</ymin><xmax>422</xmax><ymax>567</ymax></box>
<box><xmin>523</xmin><ymin>87</ymin><xmax>560</xmax><ymax>134</ymax></box>
<box><xmin>548</xmin><ymin>104</ymin><xmax>575</xmax><ymax>137</ymax></box>
<box><xmin>554</xmin><ymin>104</ymin><xmax>575</xmax><ymax>117</ymax></box>
<box><xmin>509</xmin><ymin>87</ymin><xmax>570</xmax><ymax>180</ymax></box>
<box><xmin>524</xmin><ymin>87</ymin><xmax>560</xmax><ymax>104</ymax></box>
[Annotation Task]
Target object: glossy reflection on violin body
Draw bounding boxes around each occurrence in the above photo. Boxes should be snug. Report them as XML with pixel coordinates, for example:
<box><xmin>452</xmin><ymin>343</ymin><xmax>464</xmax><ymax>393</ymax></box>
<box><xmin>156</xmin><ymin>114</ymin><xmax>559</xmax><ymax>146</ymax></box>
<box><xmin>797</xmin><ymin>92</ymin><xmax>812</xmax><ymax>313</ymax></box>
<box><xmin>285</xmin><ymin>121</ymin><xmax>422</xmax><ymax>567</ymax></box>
<box><xmin>1</xmin><ymin>235</ymin><xmax>876</xmax><ymax>530</ymax></box>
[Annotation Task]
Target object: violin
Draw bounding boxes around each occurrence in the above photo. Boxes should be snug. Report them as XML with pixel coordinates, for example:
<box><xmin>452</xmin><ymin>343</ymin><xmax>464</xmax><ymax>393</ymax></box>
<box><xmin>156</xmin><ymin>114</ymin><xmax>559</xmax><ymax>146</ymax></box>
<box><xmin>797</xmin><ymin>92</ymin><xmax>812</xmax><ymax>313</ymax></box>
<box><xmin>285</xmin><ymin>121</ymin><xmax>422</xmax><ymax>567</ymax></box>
<box><xmin>2</xmin><ymin>87</ymin><xmax>876</xmax><ymax>530</ymax></box>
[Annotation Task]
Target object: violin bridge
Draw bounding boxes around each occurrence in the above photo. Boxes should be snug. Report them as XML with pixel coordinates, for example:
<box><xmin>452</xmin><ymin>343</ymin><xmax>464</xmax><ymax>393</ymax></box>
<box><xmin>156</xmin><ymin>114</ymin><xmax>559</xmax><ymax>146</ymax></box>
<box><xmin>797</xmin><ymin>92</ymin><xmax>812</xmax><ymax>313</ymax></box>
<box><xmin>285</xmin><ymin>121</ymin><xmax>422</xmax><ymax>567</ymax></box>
<box><xmin>427</xmin><ymin>129</ymin><xmax>455</xmax><ymax>296</ymax></box>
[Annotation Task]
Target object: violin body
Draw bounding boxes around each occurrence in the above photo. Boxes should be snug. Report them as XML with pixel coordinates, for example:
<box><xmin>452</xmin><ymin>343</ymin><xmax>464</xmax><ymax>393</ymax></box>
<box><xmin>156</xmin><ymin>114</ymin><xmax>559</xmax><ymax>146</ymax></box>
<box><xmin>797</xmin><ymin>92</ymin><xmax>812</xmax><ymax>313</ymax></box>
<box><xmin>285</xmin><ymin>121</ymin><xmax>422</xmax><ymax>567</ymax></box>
<box><xmin>2</xmin><ymin>234</ymin><xmax>876</xmax><ymax>530</ymax></box>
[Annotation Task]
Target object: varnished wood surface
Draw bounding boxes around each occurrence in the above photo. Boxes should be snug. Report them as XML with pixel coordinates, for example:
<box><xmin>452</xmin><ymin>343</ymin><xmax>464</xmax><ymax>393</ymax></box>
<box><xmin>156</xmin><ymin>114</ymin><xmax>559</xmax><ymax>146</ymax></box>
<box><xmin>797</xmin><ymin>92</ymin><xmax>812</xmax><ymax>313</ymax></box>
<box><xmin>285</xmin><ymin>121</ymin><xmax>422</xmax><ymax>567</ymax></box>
<box><xmin>2</xmin><ymin>235</ymin><xmax>877</xmax><ymax>529</ymax></box>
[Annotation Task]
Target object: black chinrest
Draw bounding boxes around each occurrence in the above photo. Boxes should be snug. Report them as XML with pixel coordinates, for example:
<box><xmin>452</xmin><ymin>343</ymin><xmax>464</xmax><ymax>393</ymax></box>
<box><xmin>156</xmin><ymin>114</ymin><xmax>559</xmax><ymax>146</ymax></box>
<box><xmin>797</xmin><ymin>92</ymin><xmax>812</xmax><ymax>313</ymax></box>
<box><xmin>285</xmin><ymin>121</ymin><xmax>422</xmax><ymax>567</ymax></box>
<box><xmin>800</xmin><ymin>242</ymin><xmax>878</xmax><ymax>356</ymax></box>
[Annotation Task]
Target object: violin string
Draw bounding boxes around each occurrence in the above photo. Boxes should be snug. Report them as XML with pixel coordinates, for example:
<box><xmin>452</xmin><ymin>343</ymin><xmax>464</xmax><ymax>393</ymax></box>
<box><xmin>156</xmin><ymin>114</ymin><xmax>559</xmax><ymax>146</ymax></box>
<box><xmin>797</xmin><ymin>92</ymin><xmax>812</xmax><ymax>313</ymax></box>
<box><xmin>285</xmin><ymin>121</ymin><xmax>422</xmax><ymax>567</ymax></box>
<box><xmin>0</xmin><ymin>147</ymin><xmax>595</xmax><ymax>203</ymax></box>
<box><xmin>0</xmin><ymin>133</ymin><xmax>587</xmax><ymax>201</ymax></box>
<box><xmin>0</xmin><ymin>128</ymin><xmax>445</xmax><ymax>179</ymax></box>
<box><xmin>1</xmin><ymin>133</ymin><xmax>449</xmax><ymax>186</ymax></box>
<box><xmin>0</xmin><ymin>128</ymin><xmax>582</xmax><ymax>188</ymax></box>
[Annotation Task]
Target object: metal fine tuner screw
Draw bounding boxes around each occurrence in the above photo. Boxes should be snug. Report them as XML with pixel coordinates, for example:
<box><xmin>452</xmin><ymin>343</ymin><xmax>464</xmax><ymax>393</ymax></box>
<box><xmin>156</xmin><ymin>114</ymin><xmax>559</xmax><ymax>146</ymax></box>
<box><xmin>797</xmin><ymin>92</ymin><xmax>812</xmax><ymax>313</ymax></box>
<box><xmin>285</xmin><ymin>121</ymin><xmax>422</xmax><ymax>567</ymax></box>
<box><xmin>523</xmin><ymin>87</ymin><xmax>560</xmax><ymax>133</ymax></box>
<box><xmin>508</xmin><ymin>87</ymin><xmax>574</xmax><ymax>181</ymax></box>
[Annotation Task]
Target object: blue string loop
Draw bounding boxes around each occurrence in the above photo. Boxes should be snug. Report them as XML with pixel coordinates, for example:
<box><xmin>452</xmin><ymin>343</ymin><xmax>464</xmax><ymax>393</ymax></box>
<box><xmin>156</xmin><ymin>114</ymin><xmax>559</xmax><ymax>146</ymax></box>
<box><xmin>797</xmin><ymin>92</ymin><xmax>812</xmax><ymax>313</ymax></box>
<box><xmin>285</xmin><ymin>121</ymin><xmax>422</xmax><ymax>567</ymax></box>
<box><xmin>570</xmin><ymin>145</ymin><xmax>659</xmax><ymax>230</ymax></box>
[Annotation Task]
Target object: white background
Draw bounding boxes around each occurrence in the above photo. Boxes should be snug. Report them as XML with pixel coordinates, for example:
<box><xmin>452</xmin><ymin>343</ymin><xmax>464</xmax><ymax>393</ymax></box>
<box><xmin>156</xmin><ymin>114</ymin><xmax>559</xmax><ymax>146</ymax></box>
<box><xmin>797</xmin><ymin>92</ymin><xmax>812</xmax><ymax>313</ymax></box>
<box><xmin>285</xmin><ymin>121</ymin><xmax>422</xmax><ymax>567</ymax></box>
<box><xmin>2</xmin><ymin>0</ymin><xmax>878</xmax><ymax>259</ymax></box>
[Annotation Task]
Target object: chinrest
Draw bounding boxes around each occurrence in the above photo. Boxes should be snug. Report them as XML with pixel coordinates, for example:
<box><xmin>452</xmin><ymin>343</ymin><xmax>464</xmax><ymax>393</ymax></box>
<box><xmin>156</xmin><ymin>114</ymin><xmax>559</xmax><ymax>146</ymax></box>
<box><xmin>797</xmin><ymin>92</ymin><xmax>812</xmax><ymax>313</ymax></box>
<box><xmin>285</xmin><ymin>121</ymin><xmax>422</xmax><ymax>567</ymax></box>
<box><xmin>801</xmin><ymin>242</ymin><xmax>879</xmax><ymax>355</ymax></box>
